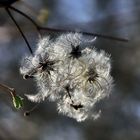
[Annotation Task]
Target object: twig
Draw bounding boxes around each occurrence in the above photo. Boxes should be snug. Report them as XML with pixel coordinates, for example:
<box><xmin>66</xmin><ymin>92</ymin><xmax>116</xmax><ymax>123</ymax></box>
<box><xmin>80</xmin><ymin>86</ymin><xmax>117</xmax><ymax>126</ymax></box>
<box><xmin>39</xmin><ymin>27</ymin><xmax>129</xmax><ymax>42</ymax></box>
<box><xmin>0</xmin><ymin>83</ymin><xmax>24</xmax><ymax>110</ymax></box>
<box><xmin>0</xmin><ymin>83</ymin><xmax>15</xmax><ymax>97</ymax></box>
<box><xmin>9</xmin><ymin>6</ymin><xmax>129</xmax><ymax>42</ymax></box>
<box><xmin>5</xmin><ymin>7</ymin><xmax>33</xmax><ymax>55</ymax></box>
<box><xmin>9</xmin><ymin>6</ymin><xmax>42</xmax><ymax>38</ymax></box>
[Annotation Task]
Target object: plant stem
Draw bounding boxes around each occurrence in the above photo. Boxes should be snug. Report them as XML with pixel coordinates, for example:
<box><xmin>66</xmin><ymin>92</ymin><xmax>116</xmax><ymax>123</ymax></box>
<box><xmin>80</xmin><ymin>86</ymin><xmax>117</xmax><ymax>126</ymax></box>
<box><xmin>6</xmin><ymin>7</ymin><xmax>33</xmax><ymax>55</ymax></box>
<box><xmin>9</xmin><ymin>6</ymin><xmax>42</xmax><ymax>38</ymax></box>
<box><xmin>0</xmin><ymin>83</ymin><xmax>16</xmax><ymax>97</ymax></box>
<box><xmin>9</xmin><ymin>6</ymin><xmax>128</xmax><ymax>42</ymax></box>
<box><xmin>39</xmin><ymin>27</ymin><xmax>129</xmax><ymax>42</ymax></box>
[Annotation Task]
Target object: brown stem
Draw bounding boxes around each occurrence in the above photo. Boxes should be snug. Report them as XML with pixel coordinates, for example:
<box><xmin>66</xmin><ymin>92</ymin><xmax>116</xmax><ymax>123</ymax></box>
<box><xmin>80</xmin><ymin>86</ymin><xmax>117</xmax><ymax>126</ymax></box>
<box><xmin>9</xmin><ymin>6</ymin><xmax>42</xmax><ymax>38</ymax></box>
<box><xmin>6</xmin><ymin>7</ymin><xmax>33</xmax><ymax>54</ymax></box>
<box><xmin>24</xmin><ymin>104</ymin><xmax>39</xmax><ymax>116</ymax></box>
<box><xmin>39</xmin><ymin>27</ymin><xmax>129</xmax><ymax>42</ymax></box>
<box><xmin>0</xmin><ymin>83</ymin><xmax>16</xmax><ymax>97</ymax></box>
<box><xmin>9</xmin><ymin>6</ymin><xmax>128</xmax><ymax>42</ymax></box>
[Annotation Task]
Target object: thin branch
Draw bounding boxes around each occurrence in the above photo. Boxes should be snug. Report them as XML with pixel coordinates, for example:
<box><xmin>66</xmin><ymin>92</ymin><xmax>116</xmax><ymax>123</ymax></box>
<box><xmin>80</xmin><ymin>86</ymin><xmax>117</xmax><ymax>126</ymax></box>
<box><xmin>9</xmin><ymin>6</ymin><xmax>128</xmax><ymax>42</ymax></box>
<box><xmin>9</xmin><ymin>5</ymin><xmax>42</xmax><ymax>38</ymax></box>
<box><xmin>24</xmin><ymin>104</ymin><xmax>39</xmax><ymax>116</ymax></box>
<box><xmin>0</xmin><ymin>83</ymin><xmax>15</xmax><ymax>97</ymax></box>
<box><xmin>0</xmin><ymin>83</ymin><xmax>24</xmax><ymax>110</ymax></box>
<box><xmin>39</xmin><ymin>27</ymin><xmax>129</xmax><ymax>42</ymax></box>
<box><xmin>5</xmin><ymin>8</ymin><xmax>33</xmax><ymax>55</ymax></box>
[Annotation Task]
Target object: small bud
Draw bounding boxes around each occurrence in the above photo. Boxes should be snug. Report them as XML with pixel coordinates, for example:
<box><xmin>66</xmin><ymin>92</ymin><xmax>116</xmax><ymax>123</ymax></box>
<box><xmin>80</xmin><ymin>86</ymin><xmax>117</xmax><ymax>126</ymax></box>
<box><xmin>24</xmin><ymin>111</ymin><xmax>30</xmax><ymax>116</ymax></box>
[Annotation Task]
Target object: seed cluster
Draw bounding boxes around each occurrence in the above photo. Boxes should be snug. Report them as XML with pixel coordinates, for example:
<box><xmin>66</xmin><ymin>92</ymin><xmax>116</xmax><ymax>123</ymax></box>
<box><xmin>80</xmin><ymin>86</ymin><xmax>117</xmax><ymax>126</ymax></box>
<box><xmin>20</xmin><ymin>33</ymin><xmax>113</xmax><ymax>122</ymax></box>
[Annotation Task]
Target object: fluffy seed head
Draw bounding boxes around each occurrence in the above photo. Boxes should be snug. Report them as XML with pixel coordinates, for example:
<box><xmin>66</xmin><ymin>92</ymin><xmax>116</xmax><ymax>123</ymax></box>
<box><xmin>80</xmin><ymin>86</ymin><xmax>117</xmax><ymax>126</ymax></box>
<box><xmin>20</xmin><ymin>33</ymin><xmax>113</xmax><ymax>122</ymax></box>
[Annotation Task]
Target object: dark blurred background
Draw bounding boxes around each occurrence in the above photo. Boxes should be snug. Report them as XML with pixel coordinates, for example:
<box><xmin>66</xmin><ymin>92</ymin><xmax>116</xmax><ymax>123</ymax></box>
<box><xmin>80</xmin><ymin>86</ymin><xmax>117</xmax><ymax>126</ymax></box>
<box><xmin>0</xmin><ymin>0</ymin><xmax>140</xmax><ymax>140</ymax></box>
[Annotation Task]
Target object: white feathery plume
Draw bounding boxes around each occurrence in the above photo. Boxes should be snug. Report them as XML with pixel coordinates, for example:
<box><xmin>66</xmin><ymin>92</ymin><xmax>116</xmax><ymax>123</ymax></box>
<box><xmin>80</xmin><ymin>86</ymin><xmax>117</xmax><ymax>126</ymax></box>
<box><xmin>20</xmin><ymin>33</ymin><xmax>113</xmax><ymax>122</ymax></box>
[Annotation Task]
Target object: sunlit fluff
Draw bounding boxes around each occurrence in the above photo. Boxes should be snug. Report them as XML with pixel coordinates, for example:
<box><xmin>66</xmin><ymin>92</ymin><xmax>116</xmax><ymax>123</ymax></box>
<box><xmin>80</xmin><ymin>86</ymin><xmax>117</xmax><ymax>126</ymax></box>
<box><xmin>20</xmin><ymin>33</ymin><xmax>113</xmax><ymax>122</ymax></box>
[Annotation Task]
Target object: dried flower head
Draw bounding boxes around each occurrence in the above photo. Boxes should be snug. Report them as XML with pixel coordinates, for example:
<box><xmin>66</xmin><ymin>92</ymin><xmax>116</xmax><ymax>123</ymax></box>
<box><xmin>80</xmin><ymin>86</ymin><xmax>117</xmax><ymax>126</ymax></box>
<box><xmin>20</xmin><ymin>33</ymin><xmax>113</xmax><ymax>122</ymax></box>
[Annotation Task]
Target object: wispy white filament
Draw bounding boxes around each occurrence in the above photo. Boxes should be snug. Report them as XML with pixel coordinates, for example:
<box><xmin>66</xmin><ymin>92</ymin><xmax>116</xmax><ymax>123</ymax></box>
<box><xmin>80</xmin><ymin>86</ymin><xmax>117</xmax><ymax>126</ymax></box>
<box><xmin>20</xmin><ymin>33</ymin><xmax>113</xmax><ymax>122</ymax></box>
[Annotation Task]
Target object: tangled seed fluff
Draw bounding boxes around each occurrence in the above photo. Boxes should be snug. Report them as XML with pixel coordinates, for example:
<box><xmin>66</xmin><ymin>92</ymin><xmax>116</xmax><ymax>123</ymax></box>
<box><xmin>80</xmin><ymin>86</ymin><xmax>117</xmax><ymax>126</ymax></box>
<box><xmin>20</xmin><ymin>33</ymin><xmax>113</xmax><ymax>122</ymax></box>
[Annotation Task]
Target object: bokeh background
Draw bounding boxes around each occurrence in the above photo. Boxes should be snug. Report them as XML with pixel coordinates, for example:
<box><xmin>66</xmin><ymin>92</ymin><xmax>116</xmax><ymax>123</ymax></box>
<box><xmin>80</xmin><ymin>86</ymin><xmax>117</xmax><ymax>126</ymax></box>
<box><xmin>0</xmin><ymin>0</ymin><xmax>140</xmax><ymax>140</ymax></box>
